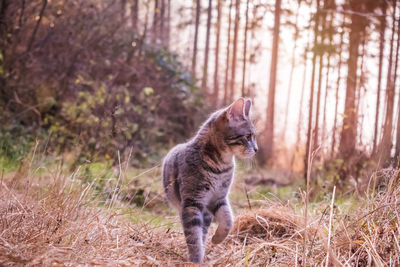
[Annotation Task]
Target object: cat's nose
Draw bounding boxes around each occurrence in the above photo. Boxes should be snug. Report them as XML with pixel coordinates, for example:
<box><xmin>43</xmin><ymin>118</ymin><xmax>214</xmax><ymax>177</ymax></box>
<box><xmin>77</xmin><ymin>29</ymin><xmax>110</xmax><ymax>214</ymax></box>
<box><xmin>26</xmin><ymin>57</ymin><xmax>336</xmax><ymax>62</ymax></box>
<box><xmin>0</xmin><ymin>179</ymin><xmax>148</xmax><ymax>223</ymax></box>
<box><xmin>254</xmin><ymin>145</ymin><xmax>258</xmax><ymax>152</ymax></box>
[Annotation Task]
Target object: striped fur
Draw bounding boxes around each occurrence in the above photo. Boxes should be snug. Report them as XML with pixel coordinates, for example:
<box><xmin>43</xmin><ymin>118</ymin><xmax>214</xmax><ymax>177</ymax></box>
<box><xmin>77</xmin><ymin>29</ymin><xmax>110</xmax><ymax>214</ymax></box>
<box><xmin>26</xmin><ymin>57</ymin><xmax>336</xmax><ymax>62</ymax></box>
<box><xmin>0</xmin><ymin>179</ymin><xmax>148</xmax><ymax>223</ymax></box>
<box><xmin>162</xmin><ymin>98</ymin><xmax>257</xmax><ymax>263</ymax></box>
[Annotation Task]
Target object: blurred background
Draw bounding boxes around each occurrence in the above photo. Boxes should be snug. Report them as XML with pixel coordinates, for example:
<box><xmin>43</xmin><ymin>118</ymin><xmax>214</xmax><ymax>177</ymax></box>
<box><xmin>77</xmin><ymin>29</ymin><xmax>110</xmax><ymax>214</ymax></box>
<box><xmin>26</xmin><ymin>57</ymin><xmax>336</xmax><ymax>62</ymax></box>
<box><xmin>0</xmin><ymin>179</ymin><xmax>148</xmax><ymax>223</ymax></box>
<box><xmin>0</xmin><ymin>0</ymin><xmax>399</xmax><ymax>191</ymax></box>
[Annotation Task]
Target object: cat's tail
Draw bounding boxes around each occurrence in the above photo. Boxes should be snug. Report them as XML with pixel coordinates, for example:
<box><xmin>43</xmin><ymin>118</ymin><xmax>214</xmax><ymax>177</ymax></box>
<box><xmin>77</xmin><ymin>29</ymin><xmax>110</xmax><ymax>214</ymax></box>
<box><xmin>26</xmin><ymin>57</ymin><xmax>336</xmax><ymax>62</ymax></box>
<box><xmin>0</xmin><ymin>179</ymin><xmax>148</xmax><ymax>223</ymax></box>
<box><xmin>162</xmin><ymin>146</ymin><xmax>182</xmax><ymax>209</ymax></box>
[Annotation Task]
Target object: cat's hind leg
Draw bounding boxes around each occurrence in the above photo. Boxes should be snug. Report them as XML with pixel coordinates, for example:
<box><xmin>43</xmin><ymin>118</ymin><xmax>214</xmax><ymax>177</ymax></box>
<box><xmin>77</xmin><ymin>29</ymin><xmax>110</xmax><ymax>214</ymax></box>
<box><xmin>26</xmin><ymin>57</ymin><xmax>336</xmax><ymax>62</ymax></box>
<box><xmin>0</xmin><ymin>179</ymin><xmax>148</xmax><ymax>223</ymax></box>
<box><xmin>211</xmin><ymin>198</ymin><xmax>233</xmax><ymax>244</ymax></box>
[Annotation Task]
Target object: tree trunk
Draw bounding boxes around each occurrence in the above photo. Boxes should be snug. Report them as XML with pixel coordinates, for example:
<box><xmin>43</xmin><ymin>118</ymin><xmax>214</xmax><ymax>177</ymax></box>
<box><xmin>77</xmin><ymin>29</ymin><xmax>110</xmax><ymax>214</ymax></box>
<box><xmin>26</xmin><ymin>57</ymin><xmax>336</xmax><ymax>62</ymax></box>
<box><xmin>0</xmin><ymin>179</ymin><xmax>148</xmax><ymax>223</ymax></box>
<box><xmin>379</xmin><ymin>0</ymin><xmax>398</xmax><ymax>165</ymax></box>
<box><xmin>290</xmin><ymin>29</ymin><xmax>310</xmax><ymax>172</ymax></box>
<box><xmin>229</xmin><ymin>0</ymin><xmax>240</xmax><ymax>103</ymax></box>
<box><xmin>373</xmin><ymin>1</ymin><xmax>387</xmax><ymax>154</ymax></box>
<box><xmin>338</xmin><ymin>0</ymin><xmax>366</xmax><ymax>160</ymax></box>
<box><xmin>160</xmin><ymin>0</ymin><xmax>165</xmax><ymax>45</ymax></box>
<box><xmin>260</xmin><ymin>0</ymin><xmax>281</xmax><ymax>165</ymax></box>
<box><xmin>241</xmin><ymin>0</ymin><xmax>250</xmax><ymax>97</ymax></box>
<box><xmin>395</xmin><ymin>81</ymin><xmax>400</xmax><ymax>162</ymax></box>
<box><xmin>213</xmin><ymin>0</ymin><xmax>222</xmax><ymax>105</ymax></box>
<box><xmin>331</xmin><ymin>17</ymin><xmax>345</xmax><ymax>157</ymax></box>
<box><xmin>121</xmin><ymin>0</ymin><xmax>126</xmax><ymax>19</ymax></box>
<box><xmin>26</xmin><ymin>0</ymin><xmax>47</xmax><ymax>53</ymax></box>
<box><xmin>166</xmin><ymin>0</ymin><xmax>171</xmax><ymax>46</ymax></box>
<box><xmin>152</xmin><ymin>0</ymin><xmax>159</xmax><ymax>44</ymax></box>
<box><xmin>313</xmin><ymin>3</ymin><xmax>327</xmax><ymax>152</ymax></box>
<box><xmin>304</xmin><ymin>0</ymin><xmax>320</xmax><ymax>181</ymax></box>
<box><xmin>356</xmin><ymin>37</ymin><xmax>367</xmax><ymax>147</ymax></box>
<box><xmin>201</xmin><ymin>0</ymin><xmax>212</xmax><ymax>92</ymax></box>
<box><xmin>131</xmin><ymin>0</ymin><xmax>139</xmax><ymax>34</ymax></box>
<box><xmin>192</xmin><ymin>0</ymin><xmax>201</xmax><ymax>76</ymax></box>
<box><xmin>223</xmin><ymin>0</ymin><xmax>233</xmax><ymax>106</ymax></box>
<box><xmin>322</xmin><ymin>10</ymin><xmax>333</xmax><ymax>149</ymax></box>
<box><xmin>283</xmin><ymin>0</ymin><xmax>300</xmax><ymax>140</ymax></box>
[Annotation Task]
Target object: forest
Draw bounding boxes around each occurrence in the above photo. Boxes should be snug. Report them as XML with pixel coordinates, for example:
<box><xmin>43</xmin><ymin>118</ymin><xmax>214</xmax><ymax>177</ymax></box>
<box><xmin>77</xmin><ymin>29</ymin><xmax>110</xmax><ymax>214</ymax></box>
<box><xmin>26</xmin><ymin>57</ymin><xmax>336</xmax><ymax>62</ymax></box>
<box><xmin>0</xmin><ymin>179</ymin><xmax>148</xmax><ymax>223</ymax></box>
<box><xmin>0</xmin><ymin>0</ymin><xmax>400</xmax><ymax>265</ymax></box>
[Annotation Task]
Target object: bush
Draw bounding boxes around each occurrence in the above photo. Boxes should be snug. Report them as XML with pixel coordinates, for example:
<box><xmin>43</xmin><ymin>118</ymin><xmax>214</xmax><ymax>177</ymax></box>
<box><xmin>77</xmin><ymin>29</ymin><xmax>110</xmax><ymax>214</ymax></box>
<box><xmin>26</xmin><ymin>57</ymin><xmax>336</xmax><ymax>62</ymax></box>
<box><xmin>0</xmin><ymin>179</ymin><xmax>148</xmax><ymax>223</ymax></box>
<box><xmin>0</xmin><ymin>0</ymin><xmax>204</xmax><ymax>166</ymax></box>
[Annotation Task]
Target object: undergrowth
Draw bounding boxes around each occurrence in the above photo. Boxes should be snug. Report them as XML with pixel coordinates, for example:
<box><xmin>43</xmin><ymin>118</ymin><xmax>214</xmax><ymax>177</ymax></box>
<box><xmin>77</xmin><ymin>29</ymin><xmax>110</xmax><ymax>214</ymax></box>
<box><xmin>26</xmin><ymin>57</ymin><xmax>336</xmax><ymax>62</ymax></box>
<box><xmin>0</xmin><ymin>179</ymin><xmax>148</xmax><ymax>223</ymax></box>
<box><xmin>0</xmin><ymin>154</ymin><xmax>399</xmax><ymax>266</ymax></box>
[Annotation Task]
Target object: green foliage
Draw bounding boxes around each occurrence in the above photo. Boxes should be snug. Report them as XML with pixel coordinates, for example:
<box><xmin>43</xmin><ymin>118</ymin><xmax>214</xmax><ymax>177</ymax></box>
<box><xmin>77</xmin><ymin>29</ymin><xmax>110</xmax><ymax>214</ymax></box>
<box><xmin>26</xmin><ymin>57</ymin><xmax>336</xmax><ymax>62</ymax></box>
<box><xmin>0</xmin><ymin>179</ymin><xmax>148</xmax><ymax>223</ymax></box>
<box><xmin>0</xmin><ymin>123</ymin><xmax>44</xmax><ymax>170</ymax></box>
<box><xmin>44</xmin><ymin>46</ymin><xmax>201</xmax><ymax>165</ymax></box>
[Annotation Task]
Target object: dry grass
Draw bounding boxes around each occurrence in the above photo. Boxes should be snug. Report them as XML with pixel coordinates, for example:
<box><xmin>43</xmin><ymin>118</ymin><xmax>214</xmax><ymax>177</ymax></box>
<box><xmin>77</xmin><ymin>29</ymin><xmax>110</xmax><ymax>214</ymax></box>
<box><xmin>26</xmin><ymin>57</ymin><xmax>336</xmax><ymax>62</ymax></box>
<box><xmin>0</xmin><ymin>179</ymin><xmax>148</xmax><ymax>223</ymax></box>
<box><xmin>1</xmin><ymin>163</ymin><xmax>399</xmax><ymax>266</ymax></box>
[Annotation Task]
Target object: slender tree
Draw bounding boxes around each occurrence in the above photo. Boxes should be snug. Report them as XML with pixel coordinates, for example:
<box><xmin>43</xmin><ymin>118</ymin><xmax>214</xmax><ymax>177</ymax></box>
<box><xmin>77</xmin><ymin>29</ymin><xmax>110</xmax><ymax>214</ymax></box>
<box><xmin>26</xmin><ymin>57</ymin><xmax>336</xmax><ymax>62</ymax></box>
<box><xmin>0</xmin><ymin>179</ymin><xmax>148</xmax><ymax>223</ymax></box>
<box><xmin>160</xmin><ymin>0</ymin><xmax>165</xmax><ymax>44</ymax></box>
<box><xmin>260</xmin><ymin>0</ymin><xmax>281</xmax><ymax>165</ymax></box>
<box><xmin>213</xmin><ymin>0</ymin><xmax>222</xmax><ymax>105</ymax></box>
<box><xmin>26</xmin><ymin>0</ymin><xmax>47</xmax><ymax>53</ymax></box>
<box><xmin>131</xmin><ymin>0</ymin><xmax>139</xmax><ymax>33</ymax></box>
<box><xmin>379</xmin><ymin>0</ymin><xmax>398</xmax><ymax>164</ymax></box>
<box><xmin>229</xmin><ymin>0</ymin><xmax>240</xmax><ymax>102</ymax></box>
<box><xmin>192</xmin><ymin>0</ymin><xmax>201</xmax><ymax>76</ymax></box>
<box><xmin>356</xmin><ymin>36</ymin><xmax>367</xmax><ymax>146</ymax></box>
<box><xmin>321</xmin><ymin>7</ymin><xmax>334</xmax><ymax>148</ymax></box>
<box><xmin>241</xmin><ymin>0</ymin><xmax>250</xmax><ymax>97</ymax></box>
<box><xmin>223</xmin><ymin>0</ymin><xmax>233</xmax><ymax>105</ymax></box>
<box><xmin>283</xmin><ymin>0</ymin><xmax>301</xmax><ymax>140</ymax></box>
<box><xmin>313</xmin><ymin>0</ymin><xmax>327</xmax><ymax>151</ymax></box>
<box><xmin>121</xmin><ymin>0</ymin><xmax>127</xmax><ymax>19</ymax></box>
<box><xmin>152</xmin><ymin>0</ymin><xmax>159</xmax><ymax>44</ymax></box>
<box><xmin>338</xmin><ymin>0</ymin><xmax>369</xmax><ymax>159</ymax></box>
<box><xmin>201</xmin><ymin>0</ymin><xmax>212</xmax><ymax>92</ymax></box>
<box><xmin>331</xmin><ymin>16</ymin><xmax>345</xmax><ymax>157</ymax></box>
<box><xmin>290</xmin><ymin>29</ymin><xmax>311</xmax><ymax>171</ymax></box>
<box><xmin>395</xmin><ymin>84</ymin><xmax>400</xmax><ymax>163</ymax></box>
<box><xmin>304</xmin><ymin>0</ymin><xmax>321</xmax><ymax>180</ymax></box>
<box><xmin>373</xmin><ymin>1</ymin><xmax>387</xmax><ymax>153</ymax></box>
<box><xmin>166</xmin><ymin>0</ymin><xmax>171</xmax><ymax>46</ymax></box>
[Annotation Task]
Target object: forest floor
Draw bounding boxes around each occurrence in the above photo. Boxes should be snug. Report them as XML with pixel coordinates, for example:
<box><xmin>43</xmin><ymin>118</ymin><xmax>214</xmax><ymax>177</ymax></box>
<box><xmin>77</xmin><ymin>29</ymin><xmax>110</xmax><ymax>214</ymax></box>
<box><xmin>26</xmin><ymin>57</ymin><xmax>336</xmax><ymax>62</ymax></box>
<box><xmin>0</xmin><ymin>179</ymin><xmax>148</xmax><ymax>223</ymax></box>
<box><xmin>0</xmin><ymin>154</ymin><xmax>399</xmax><ymax>266</ymax></box>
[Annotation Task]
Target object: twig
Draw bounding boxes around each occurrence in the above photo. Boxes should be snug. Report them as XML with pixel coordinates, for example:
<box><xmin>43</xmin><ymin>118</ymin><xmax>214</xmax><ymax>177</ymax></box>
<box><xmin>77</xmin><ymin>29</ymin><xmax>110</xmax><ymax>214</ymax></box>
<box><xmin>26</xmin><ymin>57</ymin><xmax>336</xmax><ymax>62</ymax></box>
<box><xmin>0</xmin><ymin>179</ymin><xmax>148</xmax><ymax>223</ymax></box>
<box><xmin>244</xmin><ymin>185</ymin><xmax>252</xmax><ymax>210</ymax></box>
<box><xmin>109</xmin><ymin>151</ymin><xmax>123</xmax><ymax>210</ymax></box>
<box><xmin>303</xmin><ymin>128</ymin><xmax>314</xmax><ymax>267</ymax></box>
<box><xmin>326</xmin><ymin>186</ymin><xmax>336</xmax><ymax>267</ymax></box>
<box><xmin>26</xmin><ymin>0</ymin><xmax>48</xmax><ymax>53</ymax></box>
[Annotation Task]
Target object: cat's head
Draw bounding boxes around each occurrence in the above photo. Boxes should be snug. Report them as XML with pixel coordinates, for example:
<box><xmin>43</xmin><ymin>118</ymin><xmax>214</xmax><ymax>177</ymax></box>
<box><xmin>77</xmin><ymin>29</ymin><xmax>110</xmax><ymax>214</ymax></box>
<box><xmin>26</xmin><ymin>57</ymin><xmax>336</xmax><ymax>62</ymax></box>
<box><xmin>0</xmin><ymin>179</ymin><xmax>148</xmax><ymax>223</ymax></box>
<box><xmin>217</xmin><ymin>98</ymin><xmax>258</xmax><ymax>158</ymax></box>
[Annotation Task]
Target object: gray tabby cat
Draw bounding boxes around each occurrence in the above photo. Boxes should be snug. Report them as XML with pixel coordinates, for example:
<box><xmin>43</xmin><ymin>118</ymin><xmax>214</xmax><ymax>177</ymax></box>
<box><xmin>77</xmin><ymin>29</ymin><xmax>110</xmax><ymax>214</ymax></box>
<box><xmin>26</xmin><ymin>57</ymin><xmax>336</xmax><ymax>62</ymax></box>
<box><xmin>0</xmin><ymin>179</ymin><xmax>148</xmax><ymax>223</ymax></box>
<box><xmin>162</xmin><ymin>98</ymin><xmax>258</xmax><ymax>263</ymax></box>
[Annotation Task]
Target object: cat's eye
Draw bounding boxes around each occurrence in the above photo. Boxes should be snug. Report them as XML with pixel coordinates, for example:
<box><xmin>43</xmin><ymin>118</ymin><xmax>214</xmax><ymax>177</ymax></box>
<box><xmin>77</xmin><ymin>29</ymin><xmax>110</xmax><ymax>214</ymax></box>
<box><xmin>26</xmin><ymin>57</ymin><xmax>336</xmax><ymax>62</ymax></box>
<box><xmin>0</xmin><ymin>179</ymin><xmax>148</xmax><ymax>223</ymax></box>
<box><xmin>246</xmin><ymin>134</ymin><xmax>252</xmax><ymax>141</ymax></box>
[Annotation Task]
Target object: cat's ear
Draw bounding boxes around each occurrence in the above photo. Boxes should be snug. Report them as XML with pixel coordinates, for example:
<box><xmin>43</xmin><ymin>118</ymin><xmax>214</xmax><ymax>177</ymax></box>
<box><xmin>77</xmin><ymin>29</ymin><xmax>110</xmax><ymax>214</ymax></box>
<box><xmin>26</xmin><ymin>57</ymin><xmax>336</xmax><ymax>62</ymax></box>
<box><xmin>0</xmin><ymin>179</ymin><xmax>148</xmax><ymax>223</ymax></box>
<box><xmin>227</xmin><ymin>98</ymin><xmax>245</xmax><ymax>120</ymax></box>
<box><xmin>244</xmin><ymin>99</ymin><xmax>252</xmax><ymax>118</ymax></box>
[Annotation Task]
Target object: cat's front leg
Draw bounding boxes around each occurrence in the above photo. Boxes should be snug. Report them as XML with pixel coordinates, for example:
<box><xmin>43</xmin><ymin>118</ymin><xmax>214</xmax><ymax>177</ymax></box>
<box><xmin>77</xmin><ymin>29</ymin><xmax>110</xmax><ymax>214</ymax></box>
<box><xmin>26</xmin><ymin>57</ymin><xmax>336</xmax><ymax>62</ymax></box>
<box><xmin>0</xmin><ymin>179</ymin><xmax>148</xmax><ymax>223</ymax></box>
<box><xmin>211</xmin><ymin>198</ymin><xmax>233</xmax><ymax>244</ymax></box>
<box><xmin>202</xmin><ymin>210</ymin><xmax>213</xmax><ymax>243</ymax></box>
<box><xmin>181</xmin><ymin>199</ymin><xmax>205</xmax><ymax>263</ymax></box>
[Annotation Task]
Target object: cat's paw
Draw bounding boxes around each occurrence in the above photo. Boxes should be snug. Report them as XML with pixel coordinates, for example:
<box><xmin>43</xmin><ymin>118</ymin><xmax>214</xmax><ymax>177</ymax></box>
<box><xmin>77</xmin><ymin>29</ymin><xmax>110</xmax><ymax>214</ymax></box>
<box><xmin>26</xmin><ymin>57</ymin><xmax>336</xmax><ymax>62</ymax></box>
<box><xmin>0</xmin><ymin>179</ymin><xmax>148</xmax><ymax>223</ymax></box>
<box><xmin>211</xmin><ymin>234</ymin><xmax>225</xmax><ymax>244</ymax></box>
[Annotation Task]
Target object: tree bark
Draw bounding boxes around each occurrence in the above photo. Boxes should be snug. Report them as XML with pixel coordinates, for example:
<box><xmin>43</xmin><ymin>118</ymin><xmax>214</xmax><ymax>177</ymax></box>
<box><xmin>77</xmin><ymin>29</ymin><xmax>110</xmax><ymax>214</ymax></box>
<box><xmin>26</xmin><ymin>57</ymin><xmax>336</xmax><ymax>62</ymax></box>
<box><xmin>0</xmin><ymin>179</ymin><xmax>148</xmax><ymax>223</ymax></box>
<box><xmin>26</xmin><ymin>0</ymin><xmax>47</xmax><ymax>53</ymax></box>
<box><xmin>322</xmin><ymin>9</ymin><xmax>333</xmax><ymax>149</ymax></box>
<box><xmin>201</xmin><ymin>0</ymin><xmax>212</xmax><ymax>92</ymax></box>
<box><xmin>260</xmin><ymin>0</ymin><xmax>281</xmax><ymax>165</ymax></box>
<box><xmin>192</xmin><ymin>0</ymin><xmax>201</xmax><ymax>76</ymax></box>
<box><xmin>223</xmin><ymin>0</ymin><xmax>233</xmax><ymax>106</ymax></box>
<box><xmin>229</xmin><ymin>0</ymin><xmax>240</xmax><ymax>103</ymax></box>
<box><xmin>241</xmin><ymin>0</ymin><xmax>250</xmax><ymax>97</ymax></box>
<box><xmin>313</xmin><ymin>1</ymin><xmax>327</xmax><ymax>151</ymax></box>
<box><xmin>373</xmin><ymin>1</ymin><xmax>387</xmax><ymax>154</ymax></box>
<box><xmin>160</xmin><ymin>0</ymin><xmax>165</xmax><ymax>45</ymax></box>
<box><xmin>152</xmin><ymin>0</ymin><xmax>159</xmax><ymax>44</ymax></box>
<box><xmin>379</xmin><ymin>0</ymin><xmax>398</xmax><ymax>165</ymax></box>
<box><xmin>213</xmin><ymin>0</ymin><xmax>222</xmax><ymax>105</ymax></box>
<box><xmin>283</xmin><ymin>0</ymin><xmax>300</xmax><ymax>140</ymax></box>
<box><xmin>338</xmin><ymin>0</ymin><xmax>367</xmax><ymax>160</ymax></box>
<box><xmin>304</xmin><ymin>0</ymin><xmax>320</xmax><ymax>181</ymax></box>
<box><xmin>290</xmin><ymin>29</ymin><xmax>310</xmax><ymax>172</ymax></box>
<box><xmin>166</xmin><ymin>0</ymin><xmax>171</xmax><ymax>46</ymax></box>
<box><xmin>331</xmin><ymin>16</ymin><xmax>345</xmax><ymax>157</ymax></box>
<box><xmin>131</xmin><ymin>0</ymin><xmax>139</xmax><ymax>34</ymax></box>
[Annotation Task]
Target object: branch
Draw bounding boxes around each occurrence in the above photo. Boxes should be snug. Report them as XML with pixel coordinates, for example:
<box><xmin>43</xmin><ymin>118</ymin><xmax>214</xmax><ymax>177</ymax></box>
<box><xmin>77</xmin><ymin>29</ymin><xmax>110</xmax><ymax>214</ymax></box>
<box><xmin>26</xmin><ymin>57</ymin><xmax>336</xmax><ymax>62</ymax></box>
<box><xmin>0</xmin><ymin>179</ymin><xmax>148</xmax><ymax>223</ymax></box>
<box><xmin>26</xmin><ymin>0</ymin><xmax>47</xmax><ymax>53</ymax></box>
